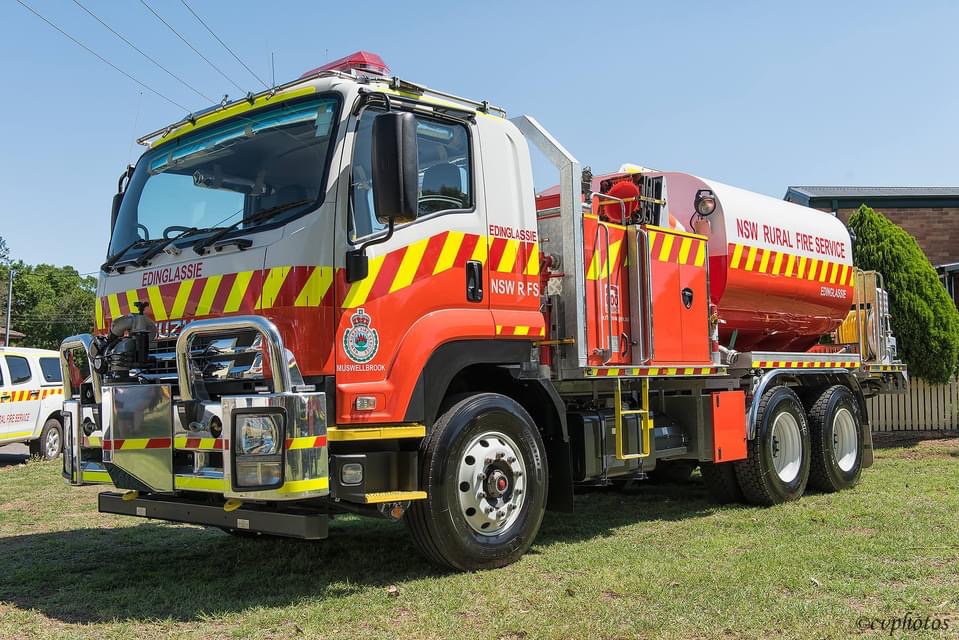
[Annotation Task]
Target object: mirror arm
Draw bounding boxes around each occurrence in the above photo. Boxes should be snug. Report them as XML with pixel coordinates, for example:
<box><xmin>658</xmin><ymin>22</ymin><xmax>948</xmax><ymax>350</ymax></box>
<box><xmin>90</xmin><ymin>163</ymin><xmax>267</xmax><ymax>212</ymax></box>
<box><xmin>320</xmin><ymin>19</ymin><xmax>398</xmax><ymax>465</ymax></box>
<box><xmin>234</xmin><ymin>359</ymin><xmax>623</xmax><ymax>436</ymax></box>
<box><xmin>346</xmin><ymin>219</ymin><xmax>396</xmax><ymax>283</ymax></box>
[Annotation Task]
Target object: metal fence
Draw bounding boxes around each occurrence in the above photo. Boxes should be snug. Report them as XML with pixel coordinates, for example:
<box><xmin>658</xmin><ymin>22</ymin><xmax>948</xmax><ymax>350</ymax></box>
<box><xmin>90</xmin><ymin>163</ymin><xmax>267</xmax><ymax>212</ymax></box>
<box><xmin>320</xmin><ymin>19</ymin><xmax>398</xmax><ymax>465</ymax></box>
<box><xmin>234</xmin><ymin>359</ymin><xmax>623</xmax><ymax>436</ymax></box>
<box><xmin>866</xmin><ymin>377</ymin><xmax>959</xmax><ymax>431</ymax></box>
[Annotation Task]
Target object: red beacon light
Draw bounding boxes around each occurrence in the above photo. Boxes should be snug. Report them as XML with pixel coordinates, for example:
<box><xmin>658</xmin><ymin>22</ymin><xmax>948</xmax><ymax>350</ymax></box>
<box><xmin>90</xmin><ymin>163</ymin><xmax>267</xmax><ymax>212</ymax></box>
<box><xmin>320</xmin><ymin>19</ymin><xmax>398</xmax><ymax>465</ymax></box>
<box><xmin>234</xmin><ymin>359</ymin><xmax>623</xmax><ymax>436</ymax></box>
<box><xmin>300</xmin><ymin>51</ymin><xmax>390</xmax><ymax>79</ymax></box>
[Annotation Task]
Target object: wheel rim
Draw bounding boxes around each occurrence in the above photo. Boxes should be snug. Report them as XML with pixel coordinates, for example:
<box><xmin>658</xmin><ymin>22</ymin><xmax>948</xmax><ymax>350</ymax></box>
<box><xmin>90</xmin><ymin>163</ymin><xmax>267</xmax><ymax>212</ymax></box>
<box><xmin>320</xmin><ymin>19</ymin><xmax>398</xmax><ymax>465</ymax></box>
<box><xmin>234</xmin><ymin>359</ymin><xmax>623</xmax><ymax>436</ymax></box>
<box><xmin>44</xmin><ymin>427</ymin><xmax>61</xmax><ymax>458</ymax></box>
<box><xmin>831</xmin><ymin>407</ymin><xmax>858</xmax><ymax>472</ymax></box>
<box><xmin>456</xmin><ymin>430</ymin><xmax>527</xmax><ymax>536</ymax></box>
<box><xmin>770</xmin><ymin>411</ymin><xmax>802</xmax><ymax>483</ymax></box>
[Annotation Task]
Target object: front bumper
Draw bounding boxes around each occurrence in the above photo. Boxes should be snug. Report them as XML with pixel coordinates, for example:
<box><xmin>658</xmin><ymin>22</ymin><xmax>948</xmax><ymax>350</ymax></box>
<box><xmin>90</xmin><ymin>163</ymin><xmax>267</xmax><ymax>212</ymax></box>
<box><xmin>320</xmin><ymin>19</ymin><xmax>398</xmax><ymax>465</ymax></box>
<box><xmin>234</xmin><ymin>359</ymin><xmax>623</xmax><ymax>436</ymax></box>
<box><xmin>99</xmin><ymin>492</ymin><xmax>329</xmax><ymax>539</ymax></box>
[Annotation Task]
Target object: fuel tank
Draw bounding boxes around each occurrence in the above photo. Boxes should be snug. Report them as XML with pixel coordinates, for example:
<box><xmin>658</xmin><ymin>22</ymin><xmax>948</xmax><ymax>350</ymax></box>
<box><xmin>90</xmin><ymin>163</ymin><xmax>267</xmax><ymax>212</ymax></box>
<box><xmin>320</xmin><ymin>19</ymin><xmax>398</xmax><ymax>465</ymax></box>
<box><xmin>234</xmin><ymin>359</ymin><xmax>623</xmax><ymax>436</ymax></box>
<box><xmin>656</xmin><ymin>172</ymin><xmax>854</xmax><ymax>352</ymax></box>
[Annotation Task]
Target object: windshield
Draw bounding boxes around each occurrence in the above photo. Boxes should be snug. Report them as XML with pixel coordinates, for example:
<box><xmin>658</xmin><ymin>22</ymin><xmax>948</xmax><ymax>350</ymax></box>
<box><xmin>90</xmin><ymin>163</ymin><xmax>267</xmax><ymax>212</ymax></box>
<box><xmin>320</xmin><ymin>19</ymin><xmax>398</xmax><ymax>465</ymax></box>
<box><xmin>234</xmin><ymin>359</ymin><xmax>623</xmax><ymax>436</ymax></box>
<box><xmin>109</xmin><ymin>96</ymin><xmax>340</xmax><ymax>257</ymax></box>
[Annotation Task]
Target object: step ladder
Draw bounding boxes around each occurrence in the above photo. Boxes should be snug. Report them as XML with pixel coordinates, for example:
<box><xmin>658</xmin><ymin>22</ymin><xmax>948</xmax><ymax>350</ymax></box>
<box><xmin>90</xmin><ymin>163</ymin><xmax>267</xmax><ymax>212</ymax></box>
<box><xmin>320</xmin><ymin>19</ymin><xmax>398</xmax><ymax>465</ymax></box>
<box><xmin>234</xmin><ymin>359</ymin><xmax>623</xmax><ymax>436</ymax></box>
<box><xmin>613</xmin><ymin>378</ymin><xmax>654</xmax><ymax>460</ymax></box>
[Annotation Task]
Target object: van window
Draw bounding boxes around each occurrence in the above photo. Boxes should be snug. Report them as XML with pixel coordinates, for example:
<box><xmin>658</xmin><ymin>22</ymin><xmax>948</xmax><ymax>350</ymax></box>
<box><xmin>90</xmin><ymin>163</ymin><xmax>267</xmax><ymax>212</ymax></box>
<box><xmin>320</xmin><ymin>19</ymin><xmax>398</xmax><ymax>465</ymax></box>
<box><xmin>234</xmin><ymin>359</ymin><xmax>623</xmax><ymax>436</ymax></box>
<box><xmin>5</xmin><ymin>356</ymin><xmax>32</xmax><ymax>385</ymax></box>
<box><xmin>39</xmin><ymin>357</ymin><xmax>62</xmax><ymax>384</ymax></box>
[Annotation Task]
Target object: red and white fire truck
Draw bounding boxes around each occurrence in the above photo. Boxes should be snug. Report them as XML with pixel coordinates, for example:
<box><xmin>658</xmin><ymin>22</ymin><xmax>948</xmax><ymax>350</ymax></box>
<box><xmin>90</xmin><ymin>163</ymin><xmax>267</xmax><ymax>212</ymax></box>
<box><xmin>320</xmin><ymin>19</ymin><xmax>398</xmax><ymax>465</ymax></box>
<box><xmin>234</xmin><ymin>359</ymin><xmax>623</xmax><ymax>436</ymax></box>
<box><xmin>59</xmin><ymin>52</ymin><xmax>907</xmax><ymax>570</ymax></box>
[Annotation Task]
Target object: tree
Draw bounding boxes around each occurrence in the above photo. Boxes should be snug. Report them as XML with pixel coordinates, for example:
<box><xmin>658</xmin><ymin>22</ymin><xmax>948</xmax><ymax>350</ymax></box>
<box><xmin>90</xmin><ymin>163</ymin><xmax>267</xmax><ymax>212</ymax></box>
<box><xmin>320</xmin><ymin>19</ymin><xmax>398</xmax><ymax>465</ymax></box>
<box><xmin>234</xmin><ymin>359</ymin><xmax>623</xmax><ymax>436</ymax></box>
<box><xmin>0</xmin><ymin>261</ymin><xmax>97</xmax><ymax>351</ymax></box>
<box><xmin>848</xmin><ymin>205</ymin><xmax>959</xmax><ymax>383</ymax></box>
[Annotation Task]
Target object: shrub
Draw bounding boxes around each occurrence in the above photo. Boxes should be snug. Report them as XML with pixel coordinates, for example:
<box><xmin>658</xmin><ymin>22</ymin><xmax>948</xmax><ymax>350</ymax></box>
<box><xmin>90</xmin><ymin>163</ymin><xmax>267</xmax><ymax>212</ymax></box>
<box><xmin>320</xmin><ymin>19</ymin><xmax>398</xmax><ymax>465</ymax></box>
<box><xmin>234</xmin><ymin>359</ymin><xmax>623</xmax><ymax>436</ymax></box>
<box><xmin>848</xmin><ymin>205</ymin><xmax>959</xmax><ymax>383</ymax></box>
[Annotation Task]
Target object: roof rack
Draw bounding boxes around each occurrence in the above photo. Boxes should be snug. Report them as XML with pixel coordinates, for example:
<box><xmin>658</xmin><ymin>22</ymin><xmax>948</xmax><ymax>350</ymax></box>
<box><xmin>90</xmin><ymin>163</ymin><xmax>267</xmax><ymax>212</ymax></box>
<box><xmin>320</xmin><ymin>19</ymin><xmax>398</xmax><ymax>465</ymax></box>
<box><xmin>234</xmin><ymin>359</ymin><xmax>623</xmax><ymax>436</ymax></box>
<box><xmin>137</xmin><ymin>69</ymin><xmax>507</xmax><ymax>147</ymax></box>
<box><xmin>136</xmin><ymin>69</ymin><xmax>354</xmax><ymax>147</ymax></box>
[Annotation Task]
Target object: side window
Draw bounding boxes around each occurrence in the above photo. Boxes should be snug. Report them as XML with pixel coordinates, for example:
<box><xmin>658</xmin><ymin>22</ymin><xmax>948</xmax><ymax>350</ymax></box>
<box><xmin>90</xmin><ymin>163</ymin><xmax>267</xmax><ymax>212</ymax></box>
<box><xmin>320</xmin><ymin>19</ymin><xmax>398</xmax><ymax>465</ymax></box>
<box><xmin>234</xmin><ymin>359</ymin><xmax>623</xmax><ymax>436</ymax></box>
<box><xmin>5</xmin><ymin>356</ymin><xmax>32</xmax><ymax>385</ymax></box>
<box><xmin>39</xmin><ymin>358</ymin><xmax>62</xmax><ymax>384</ymax></box>
<box><xmin>350</xmin><ymin>110</ymin><xmax>473</xmax><ymax>240</ymax></box>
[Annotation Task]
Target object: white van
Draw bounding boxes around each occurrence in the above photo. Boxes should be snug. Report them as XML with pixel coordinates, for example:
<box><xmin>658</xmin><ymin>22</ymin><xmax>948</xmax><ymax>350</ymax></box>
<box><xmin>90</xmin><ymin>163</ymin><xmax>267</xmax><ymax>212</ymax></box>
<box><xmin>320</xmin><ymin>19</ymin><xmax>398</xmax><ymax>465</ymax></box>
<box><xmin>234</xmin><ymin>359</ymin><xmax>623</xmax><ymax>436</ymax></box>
<box><xmin>0</xmin><ymin>347</ymin><xmax>65</xmax><ymax>459</ymax></box>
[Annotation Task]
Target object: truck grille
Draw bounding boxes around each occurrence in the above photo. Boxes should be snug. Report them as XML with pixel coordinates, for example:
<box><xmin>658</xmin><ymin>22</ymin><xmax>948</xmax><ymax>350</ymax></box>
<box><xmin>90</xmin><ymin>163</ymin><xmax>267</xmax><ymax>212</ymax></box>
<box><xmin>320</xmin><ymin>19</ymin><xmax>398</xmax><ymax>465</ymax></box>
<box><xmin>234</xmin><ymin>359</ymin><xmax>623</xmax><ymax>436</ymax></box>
<box><xmin>144</xmin><ymin>331</ymin><xmax>263</xmax><ymax>386</ymax></box>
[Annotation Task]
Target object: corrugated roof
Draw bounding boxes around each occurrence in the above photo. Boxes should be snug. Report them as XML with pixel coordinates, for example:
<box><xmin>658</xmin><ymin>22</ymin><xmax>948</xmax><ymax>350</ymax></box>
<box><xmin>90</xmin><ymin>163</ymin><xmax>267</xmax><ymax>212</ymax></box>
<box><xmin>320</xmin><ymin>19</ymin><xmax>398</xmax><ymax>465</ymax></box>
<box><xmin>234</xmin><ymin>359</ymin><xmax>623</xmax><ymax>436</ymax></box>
<box><xmin>788</xmin><ymin>186</ymin><xmax>959</xmax><ymax>198</ymax></box>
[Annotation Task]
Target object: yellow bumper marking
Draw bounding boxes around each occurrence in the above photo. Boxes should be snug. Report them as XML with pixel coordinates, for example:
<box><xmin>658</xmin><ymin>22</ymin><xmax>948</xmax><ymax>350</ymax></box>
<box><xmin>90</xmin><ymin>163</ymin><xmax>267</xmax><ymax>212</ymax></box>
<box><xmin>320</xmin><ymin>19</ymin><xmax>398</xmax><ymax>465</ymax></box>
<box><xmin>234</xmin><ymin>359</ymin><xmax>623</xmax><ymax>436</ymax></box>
<box><xmin>326</xmin><ymin>425</ymin><xmax>426</xmax><ymax>442</ymax></box>
<box><xmin>174</xmin><ymin>476</ymin><xmax>227</xmax><ymax>491</ymax></box>
<box><xmin>360</xmin><ymin>491</ymin><xmax>427</xmax><ymax>504</ymax></box>
<box><xmin>81</xmin><ymin>470</ymin><xmax>112</xmax><ymax>484</ymax></box>
<box><xmin>278</xmin><ymin>477</ymin><xmax>329</xmax><ymax>494</ymax></box>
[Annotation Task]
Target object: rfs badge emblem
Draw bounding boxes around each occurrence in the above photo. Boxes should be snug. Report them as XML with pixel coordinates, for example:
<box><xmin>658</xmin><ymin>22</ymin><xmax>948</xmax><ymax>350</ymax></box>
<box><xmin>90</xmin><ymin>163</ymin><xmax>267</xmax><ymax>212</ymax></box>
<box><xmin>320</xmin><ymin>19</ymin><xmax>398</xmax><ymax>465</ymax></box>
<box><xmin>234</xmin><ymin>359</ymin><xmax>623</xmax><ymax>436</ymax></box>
<box><xmin>343</xmin><ymin>308</ymin><xmax>379</xmax><ymax>363</ymax></box>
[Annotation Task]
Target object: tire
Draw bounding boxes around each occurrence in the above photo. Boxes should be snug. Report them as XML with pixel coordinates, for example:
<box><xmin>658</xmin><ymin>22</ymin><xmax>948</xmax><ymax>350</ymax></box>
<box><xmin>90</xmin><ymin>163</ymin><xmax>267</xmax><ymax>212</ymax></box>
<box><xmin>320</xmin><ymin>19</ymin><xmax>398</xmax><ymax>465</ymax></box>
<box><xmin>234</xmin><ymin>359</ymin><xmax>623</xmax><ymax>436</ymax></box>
<box><xmin>699</xmin><ymin>462</ymin><xmax>744</xmax><ymax>504</ymax></box>
<box><xmin>406</xmin><ymin>393</ymin><xmax>548</xmax><ymax>571</ymax></box>
<box><xmin>807</xmin><ymin>385</ymin><xmax>863</xmax><ymax>492</ymax></box>
<box><xmin>35</xmin><ymin>419</ymin><xmax>63</xmax><ymax>460</ymax></box>
<box><xmin>735</xmin><ymin>386</ymin><xmax>810</xmax><ymax>505</ymax></box>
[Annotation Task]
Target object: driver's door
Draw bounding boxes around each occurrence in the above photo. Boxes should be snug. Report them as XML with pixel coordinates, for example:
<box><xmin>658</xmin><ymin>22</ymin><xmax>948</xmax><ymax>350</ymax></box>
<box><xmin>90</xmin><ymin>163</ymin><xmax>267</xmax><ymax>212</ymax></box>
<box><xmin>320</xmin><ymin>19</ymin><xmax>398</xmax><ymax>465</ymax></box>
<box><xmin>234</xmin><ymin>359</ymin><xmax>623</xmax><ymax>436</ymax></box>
<box><xmin>333</xmin><ymin>106</ymin><xmax>491</xmax><ymax>425</ymax></box>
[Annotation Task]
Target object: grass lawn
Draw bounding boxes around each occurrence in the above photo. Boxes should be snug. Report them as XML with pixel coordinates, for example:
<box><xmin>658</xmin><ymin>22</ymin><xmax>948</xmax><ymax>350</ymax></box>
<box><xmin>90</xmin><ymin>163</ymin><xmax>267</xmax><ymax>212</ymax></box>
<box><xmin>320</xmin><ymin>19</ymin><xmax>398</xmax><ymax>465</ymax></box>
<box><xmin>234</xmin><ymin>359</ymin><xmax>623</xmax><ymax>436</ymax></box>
<box><xmin>0</xmin><ymin>433</ymin><xmax>957</xmax><ymax>639</ymax></box>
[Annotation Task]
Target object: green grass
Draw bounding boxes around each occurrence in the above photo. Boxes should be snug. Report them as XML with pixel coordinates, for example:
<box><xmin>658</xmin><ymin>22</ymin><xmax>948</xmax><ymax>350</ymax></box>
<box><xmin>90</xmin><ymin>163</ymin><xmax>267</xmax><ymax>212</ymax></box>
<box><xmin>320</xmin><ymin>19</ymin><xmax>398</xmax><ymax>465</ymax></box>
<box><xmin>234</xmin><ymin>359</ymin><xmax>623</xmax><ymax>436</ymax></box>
<box><xmin>1</xmin><ymin>435</ymin><xmax>957</xmax><ymax>639</ymax></box>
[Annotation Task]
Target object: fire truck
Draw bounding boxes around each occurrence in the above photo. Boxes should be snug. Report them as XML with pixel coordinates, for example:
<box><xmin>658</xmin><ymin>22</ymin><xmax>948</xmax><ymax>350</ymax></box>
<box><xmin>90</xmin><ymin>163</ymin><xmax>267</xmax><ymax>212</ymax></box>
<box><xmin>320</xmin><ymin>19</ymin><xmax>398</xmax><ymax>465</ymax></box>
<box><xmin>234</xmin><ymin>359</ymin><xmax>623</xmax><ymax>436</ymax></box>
<box><xmin>59</xmin><ymin>51</ymin><xmax>907</xmax><ymax>570</ymax></box>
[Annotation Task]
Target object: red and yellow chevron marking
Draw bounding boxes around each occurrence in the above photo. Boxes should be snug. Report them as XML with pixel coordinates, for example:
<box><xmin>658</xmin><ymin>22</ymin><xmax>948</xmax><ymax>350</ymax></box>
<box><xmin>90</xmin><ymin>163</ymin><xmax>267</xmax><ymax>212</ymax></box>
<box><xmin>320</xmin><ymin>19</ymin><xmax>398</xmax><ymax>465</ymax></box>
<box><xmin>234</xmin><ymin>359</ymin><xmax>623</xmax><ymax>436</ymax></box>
<box><xmin>864</xmin><ymin>363</ymin><xmax>906</xmax><ymax>373</ymax></box>
<box><xmin>173</xmin><ymin>436</ymin><xmax>228</xmax><ymax>450</ymax></box>
<box><xmin>0</xmin><ymin>387</ymin><xmax>63</xmax><ymax>403</ymax></box>
<box><xmin>750</xmin><ymin>360</ymin><xmax>859</xmax><ymax>369</ymax></box>
<box><xmin>495</xmin><ymin>325</ymin><xmax>546</xmax><ymax>337</ymax></box>
<box><xmin>586</xmin><ymin>366</ymin><xmax>724</xmax><ymax>377</ymax></box>
<box><xmin>96</xmin><ymin>232</ymin><xmax>539</xmax><ymax>328</ymax></box>
<box><xmin>728</xmin><ymin>243</ymin><xmax>855</xmax><ymax>287</ymax></box>
<box><xmin>285</xmin><ymin>435</ymin><xmax>328</xmax><ymax>450</ymax></box>
<box><xmin>647</xmin><ymin>228</ymin><xmax>707</xmax><ymax>267</ymax></box>
<box><xmin>103</xmin><ymin>437</ymin><xmax>172</xmax><ymax>451</ymax></box>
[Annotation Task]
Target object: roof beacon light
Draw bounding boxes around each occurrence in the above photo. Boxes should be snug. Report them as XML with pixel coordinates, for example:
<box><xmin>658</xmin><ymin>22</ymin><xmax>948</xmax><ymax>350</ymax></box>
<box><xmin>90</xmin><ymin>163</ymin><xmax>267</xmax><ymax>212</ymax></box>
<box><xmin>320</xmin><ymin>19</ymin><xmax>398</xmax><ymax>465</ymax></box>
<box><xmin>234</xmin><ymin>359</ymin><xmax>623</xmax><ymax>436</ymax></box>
<box><xmin>300</xmin><ymin>51</ymin><xmax>390</xmax><ymax>79</ymax></box>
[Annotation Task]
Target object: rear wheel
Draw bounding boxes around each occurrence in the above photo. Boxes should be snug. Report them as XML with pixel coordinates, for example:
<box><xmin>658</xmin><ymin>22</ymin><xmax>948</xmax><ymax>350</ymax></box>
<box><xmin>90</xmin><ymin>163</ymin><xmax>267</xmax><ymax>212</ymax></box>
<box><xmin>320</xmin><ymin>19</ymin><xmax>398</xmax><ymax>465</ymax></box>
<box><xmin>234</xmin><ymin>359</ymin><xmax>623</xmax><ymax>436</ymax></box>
<box><xmin>807</xmin><ymin>385</ymin><xmax>863</xmax><ymax>492</ymax></box>
<box><xmin>735</xmin><ymin>386</ymin><xmax>810</xmax><ymax>505</ymax></box>
<box><xmin>406</xmin><ymin>393</ymin><xmax>547</xmax><ymax>571</ymax></box>
<box><xmin>699</xmin><ymin>462</ymin><xmax>744</xmax><ymax>504</ymax></box>
<box><xmin>31</xmin><ymin>419</ymin><xmax>62</xmax><ymax>460</ymax></box>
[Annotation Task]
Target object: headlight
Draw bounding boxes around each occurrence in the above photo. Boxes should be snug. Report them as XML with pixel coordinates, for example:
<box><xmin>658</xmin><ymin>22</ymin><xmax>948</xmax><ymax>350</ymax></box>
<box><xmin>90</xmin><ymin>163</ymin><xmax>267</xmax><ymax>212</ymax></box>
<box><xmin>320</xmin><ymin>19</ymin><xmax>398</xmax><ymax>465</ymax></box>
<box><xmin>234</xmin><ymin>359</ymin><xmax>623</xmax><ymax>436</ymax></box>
<box><xmin>232</xmin><ymin>410</ymin><xmax>285</xmax><ymax>490</ymax></box>
<box><xmin>237</xmin><ymin>414</ymin><xmax>282</xmax><ymax>455</ymax></box>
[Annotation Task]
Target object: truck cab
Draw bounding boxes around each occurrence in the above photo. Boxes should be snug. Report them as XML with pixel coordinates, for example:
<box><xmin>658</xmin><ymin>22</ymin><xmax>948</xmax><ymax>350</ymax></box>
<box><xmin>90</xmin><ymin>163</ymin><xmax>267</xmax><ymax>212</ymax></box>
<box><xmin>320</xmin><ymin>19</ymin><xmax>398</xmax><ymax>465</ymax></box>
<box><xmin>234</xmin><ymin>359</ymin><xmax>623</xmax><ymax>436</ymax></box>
<box><xmin>0</xmin><ymin>347</ymin><xmax>65</xmax><ymax>459</ymax></box>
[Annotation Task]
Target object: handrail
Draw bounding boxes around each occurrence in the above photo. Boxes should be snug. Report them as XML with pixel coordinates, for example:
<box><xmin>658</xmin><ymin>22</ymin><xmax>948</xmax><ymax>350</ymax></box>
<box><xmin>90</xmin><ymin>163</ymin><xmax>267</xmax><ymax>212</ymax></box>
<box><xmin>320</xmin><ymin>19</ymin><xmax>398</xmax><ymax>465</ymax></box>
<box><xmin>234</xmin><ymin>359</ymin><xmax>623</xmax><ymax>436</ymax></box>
<box><xmin>59</xmin><ymin>334</ymin><xmax>101</xmax><ymax>403</ymax></box>
<box><xmin>509</xmin><ymin>114</ymin><xmax>586</xmax><ymax>369</ymax></box>
<box><xmin>176</xmin><ymin>316</ymin><xmax>292</xmax><ymax>401</ymax></box>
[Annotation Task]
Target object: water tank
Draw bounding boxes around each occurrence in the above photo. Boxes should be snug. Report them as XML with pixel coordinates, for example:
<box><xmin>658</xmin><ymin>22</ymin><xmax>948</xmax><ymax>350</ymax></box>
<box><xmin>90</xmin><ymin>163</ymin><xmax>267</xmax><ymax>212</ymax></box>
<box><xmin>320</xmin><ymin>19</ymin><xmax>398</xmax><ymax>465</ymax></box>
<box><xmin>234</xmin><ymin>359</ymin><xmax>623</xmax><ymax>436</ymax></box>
<box><xmin>658</xmin><ymin>172</ymin><xmax>854</xmax><ymax>352</ymax></box>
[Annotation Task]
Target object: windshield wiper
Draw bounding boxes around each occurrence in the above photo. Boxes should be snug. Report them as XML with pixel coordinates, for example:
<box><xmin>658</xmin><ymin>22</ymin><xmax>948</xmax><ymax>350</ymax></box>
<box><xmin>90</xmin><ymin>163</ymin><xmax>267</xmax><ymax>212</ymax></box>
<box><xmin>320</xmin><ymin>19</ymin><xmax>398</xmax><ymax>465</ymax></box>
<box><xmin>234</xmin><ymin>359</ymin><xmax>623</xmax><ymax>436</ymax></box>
<box><xmin>132</xmin><ymin>227</ymin><xmax>203</xmax><ymax>268</ymax></box>
<box><xmin>101</xmin><ymin>238</ymin><xmax>151</xmax><ymax>273</ymax></box>
<box><xmin>192</xmin><ymin>199</ymin><xmax>310</xmax><ymax>255</ymax></box>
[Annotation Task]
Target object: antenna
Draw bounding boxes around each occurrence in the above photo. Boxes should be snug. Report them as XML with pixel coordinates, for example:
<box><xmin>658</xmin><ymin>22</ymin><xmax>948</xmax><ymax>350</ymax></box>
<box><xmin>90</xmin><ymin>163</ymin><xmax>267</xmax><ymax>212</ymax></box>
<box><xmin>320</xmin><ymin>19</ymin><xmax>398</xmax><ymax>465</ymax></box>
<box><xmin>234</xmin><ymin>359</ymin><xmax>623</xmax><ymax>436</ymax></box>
<box><xmin>271</xmin><ymin>51</ymin><xmax>275</xmax><ymax>88</ymax></box>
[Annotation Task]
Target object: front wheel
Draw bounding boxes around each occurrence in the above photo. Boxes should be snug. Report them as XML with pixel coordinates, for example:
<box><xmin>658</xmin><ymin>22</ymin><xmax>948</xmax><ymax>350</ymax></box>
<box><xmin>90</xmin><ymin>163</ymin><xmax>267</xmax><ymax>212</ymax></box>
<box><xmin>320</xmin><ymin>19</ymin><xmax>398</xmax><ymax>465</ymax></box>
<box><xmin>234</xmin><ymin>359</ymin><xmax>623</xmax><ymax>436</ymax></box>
<box><xmin>406</xmin><ymin>393</ymin><xmax>548</xmax><ymax>571</ymax></box>
<box><xmin>30</xmin><ymin>419</ymin><xmax>63</xmax><ymax>460</ymax></box>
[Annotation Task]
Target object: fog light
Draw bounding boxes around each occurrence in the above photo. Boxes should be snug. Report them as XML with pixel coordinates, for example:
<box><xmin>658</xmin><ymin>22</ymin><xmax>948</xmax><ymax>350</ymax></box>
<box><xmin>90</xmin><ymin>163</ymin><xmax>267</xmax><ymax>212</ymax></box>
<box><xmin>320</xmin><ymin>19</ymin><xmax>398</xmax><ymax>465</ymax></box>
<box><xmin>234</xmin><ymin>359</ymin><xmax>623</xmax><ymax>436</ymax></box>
<box><xmin>341</xmin><ymin>462</ymin><xmax>363</xmax><ymax>485</ymax></box>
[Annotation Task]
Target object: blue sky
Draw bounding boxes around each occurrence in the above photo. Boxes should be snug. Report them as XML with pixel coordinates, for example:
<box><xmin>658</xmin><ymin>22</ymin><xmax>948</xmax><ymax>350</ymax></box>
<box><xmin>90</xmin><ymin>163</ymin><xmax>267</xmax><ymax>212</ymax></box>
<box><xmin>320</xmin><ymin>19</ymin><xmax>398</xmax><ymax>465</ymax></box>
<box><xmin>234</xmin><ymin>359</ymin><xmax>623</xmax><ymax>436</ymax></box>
<box><xmin>1</xmin><ymin>0</ymin><xmax>957</xmax><ymax>274</ymax></box>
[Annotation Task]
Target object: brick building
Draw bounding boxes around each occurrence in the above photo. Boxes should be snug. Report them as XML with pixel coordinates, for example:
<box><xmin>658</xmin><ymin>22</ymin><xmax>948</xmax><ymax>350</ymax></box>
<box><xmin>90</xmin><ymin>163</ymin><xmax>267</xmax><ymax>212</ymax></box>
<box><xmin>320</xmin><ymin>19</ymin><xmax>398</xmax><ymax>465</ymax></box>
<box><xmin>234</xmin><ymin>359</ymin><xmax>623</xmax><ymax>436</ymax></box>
<box><xmin>783</xmin><ymin>186</ymin><xmax>959</xmax><ymax>306</ymax></box>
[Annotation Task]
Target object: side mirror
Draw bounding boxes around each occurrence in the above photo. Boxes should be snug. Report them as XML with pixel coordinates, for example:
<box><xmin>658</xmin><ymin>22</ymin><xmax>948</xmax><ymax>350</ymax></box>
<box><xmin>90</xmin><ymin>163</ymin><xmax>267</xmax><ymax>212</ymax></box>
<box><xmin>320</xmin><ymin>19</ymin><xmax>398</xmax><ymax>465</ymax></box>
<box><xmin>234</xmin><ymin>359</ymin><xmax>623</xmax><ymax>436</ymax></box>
<box><xmin>372</xmin><ymin>112</ymin><xmax>419</xmax><ymax>224</ymax></box>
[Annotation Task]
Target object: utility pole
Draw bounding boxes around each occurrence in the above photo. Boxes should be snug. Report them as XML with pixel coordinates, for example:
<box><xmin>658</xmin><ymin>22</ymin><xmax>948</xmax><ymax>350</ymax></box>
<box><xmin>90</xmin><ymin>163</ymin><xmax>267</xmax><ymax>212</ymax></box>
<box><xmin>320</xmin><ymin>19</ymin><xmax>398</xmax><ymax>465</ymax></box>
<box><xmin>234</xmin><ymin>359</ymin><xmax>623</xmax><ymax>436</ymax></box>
<box><xmin>3</xmin><ymin>267</ymin><xmax>12</xmax><ymax>347</ymax></box>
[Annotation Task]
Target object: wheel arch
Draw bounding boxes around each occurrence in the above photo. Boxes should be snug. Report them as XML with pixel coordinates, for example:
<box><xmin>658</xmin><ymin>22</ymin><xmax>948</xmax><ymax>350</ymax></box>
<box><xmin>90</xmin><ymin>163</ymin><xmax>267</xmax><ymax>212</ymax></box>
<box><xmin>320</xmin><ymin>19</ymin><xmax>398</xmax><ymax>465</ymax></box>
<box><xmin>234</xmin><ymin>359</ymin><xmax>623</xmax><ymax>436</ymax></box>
<box><xmin>746</xmin><ymin>369</ymin><xmax>872</xmax><ymax>467</ymax></box>
<box><xmin>405</xmin><ymin>339</ymin><xmax>574</xmax><ymax>513</ymax></box>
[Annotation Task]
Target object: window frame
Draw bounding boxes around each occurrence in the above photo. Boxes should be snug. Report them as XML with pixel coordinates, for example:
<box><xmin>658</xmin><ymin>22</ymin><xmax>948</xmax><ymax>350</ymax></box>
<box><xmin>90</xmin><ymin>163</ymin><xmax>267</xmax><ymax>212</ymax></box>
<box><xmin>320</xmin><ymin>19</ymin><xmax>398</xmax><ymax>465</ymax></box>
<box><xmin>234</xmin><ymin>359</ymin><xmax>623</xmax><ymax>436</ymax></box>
<box><xmin>347</xmin><ymin>105</ymin><xmax>477</xmax><ymax>245</ymax></box>
<box><xmin>5</xmin><ymin>355</ymin><xmax>32</xmax><ymax>386</ymax></box>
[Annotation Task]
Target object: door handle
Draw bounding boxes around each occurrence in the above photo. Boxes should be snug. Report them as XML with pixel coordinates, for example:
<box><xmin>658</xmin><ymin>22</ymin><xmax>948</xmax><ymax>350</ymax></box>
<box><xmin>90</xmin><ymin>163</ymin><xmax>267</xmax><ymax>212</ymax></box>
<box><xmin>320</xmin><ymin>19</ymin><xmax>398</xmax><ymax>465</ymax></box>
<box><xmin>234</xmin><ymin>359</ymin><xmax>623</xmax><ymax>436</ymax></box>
<box><xmin>466</xmin><ymin>260</ymin><xmax>483</xmax><ymax>303</ymax></box>
<box><xmin>29</xmin><ymin>390</ymin><xmax>40</xmax><ymax>398</ymax></box>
